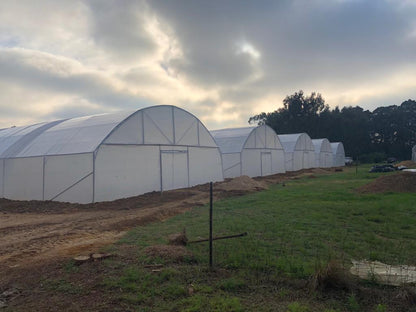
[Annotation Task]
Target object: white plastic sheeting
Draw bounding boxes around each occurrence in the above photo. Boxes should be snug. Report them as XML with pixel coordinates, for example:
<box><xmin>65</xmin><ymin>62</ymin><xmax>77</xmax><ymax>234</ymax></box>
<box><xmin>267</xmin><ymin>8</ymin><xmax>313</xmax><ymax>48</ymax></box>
<box><xmin>4</xmin><ymin>156</ymin><xmax>44</xmax><ymax>200</ymax></box>
<box><xmin>312</xmin><ymin>139</ymin><xmax>333</xmax><ymax>168</ymax></box>
<box><xmin>44</xmin><ymin>153</ymin><xmax>94</xmax><ymax>202</ymax></box>
<box><xmin>17</xmin><ymin>111</ymin><xmax>134</xmax><ymax>157</ymax></box>
<box><xmin>412</xmin><ymin>145</ymin><xmax>416</xmax><ymax>162</ymax></box>
<box><xmin>0</xmin><ymin>120</ymin><xmax>65</xmax><ymax>158</ymax></box>
<box><xmin>331</xmin><ymin>142</ymin><xmax>345</xmax><ymax>167</ymax></box>
<box><xmin>95</xmin><ymin>145</ymin><xmax>161</xmax><ymax>202</ymax></box>
<box><xmin>0</xmin><ymin>105</ymin><xmax>223</xmax><ymax>203</ymax></box>
<box><xmin>278</xmin><ymin>133</ymin><xmax>315</xmax><ymax>171</ymax></box>
<box><xmin>211</xmin><ymin>125</ymin><xmax>285</xmax><ymax>178</ymax></box>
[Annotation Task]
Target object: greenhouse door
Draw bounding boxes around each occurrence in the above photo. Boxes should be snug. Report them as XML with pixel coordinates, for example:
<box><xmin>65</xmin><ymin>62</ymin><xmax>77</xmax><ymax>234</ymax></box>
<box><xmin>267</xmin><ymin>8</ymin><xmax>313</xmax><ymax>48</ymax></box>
<box><xmin>161</xmin><ymin>150</ymin><xmax>189</xmax><ymax>191</ymax></box>
<box><xmin>303</xmin><ymin>151</ymin><xmax>310</xmax><ymax>168</ymax></box>
<box><xmin>261</xmin><ymin>152</ymin><xmax>272</xmax><ymax>176</ymax></box>
<box><xmin>325</xmin><ymin>153</ymin><xmax>331</xmax><ymax>167</ymax></box>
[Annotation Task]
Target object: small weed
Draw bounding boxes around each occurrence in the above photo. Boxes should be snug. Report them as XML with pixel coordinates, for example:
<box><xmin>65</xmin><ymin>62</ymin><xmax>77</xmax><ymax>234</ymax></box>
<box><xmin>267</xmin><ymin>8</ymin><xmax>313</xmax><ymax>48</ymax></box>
<box><xmin>156</xmin><ymin>267</ymin><xmax>179</xmax><ymax>282</ymax></box>
<box><xmin>161</xmin><ymin>283</ymin><xmax>187</xmax><ymax>300</ymax></box>
<box><xmin>178</xmin><ymin>294</ymin><xmax>244</xmax><ymax>312</ymax></box>
<box><xmin>375</xmin><ymin>303</ymin><xmax>387</xmax><ymax>312</ymax></box>
<box><xmin>218</xmin><ymin>277</ymin><xmax>246</xmax><ymax>292</ymax></box>
<box><xmin>120</xmin><ymin>292</ymin><xmax>148</xmax><ymax>305</ymax></box>
<box><xmin>62</xmin><ymin>260</ymin><xmax>79</xmax><ymax>274</ymax></box>
<box><xmin>368</xmin><ymin>251</ymin><xmax>381</xmax><ymax>262</ymax></box>
<box><xmin>347</xmin><ymin>294</ymin><xmax>360</xmax><ymax>312</ymax></box>
<box><xmin>43</xmin><ymin>279</ymin><xmax>83</xmax><ymax>295</ymax></box>
<box><xmin>286</xmin><ymin>302</ymin><xmax>309</xmax><ymax>312</ymax></box>
<box><xmin>277</xmin><ymin>288</ymin><xmax>290</xmax><ymax>299</ymax></box>
<box><xmin>366</xmin><ymin>269</ymin><xmax>379</xmax><ymax>286</ymax></box>
<box><xmin>193</xmin><ymin>284</ymin><xmax>214</xmax><ymax>294</ymax></box>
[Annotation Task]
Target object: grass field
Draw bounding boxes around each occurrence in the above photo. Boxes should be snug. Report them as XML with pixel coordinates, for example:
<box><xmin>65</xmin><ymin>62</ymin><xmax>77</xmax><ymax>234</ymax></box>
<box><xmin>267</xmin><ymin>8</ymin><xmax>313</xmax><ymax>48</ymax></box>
<box><xmin>7</xmin><ymin>166</ymin><xmax>415</xmax><ymax>312</ymax></box>
<box><xmin>99</xmin><ymin>167</ymin><xmax>416</xmax><ymax>311</ymax></box>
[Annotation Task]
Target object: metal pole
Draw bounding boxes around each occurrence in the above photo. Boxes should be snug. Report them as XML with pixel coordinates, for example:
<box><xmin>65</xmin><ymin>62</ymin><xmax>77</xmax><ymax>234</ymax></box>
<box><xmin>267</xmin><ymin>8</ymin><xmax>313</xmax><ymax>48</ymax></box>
<box><xmin>356</xmin><ymin>157</ymin><xmax>358</xmax><ymax>174</ymax></box>
<box><xmin>209</xmin><ymin>181</ymin><xmax>213</xmax><ymax>268</ymax></box>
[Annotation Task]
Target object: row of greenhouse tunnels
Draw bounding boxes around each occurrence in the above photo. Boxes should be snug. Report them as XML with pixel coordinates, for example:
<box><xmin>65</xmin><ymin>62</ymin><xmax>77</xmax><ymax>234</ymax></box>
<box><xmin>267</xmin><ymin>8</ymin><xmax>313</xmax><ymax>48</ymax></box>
<box><xmin>0</xmin><ymin>105</ymin><xmax>346</xmax><ymax>204</ymax></box>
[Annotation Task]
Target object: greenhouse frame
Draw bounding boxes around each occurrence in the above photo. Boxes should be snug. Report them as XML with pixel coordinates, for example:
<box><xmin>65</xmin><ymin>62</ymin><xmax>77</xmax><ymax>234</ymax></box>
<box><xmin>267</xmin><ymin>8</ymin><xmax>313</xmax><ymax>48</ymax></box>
<box><xmin>312</xmin><ymin>138</ymin><xmax>333</xmax><ymax>168</ymax></box>
<box><xmin>330</xmin><ymin>142</ymin><xmax>346</xmax><ymax>167</ymax></box>
<box><xmin>210</xmin><ymin>125</ymin><xmax>286</xmax><ymax>178</ymax></box>
<box><xmin>278</xmin><ymin>133</ymin><xmax>315</xmax><ymax>171</ymax></box>
<box><xmin>0</xmin><ymin>105</ymin><xmax>224</xmax><ymax>203</ymax></box>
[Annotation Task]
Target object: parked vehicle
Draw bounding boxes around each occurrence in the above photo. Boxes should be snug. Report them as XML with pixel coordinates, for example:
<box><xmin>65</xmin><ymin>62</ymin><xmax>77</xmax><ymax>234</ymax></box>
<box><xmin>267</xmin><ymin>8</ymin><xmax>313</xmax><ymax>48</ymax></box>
<box><xmin>387</xmin><ymin>157</ymin><xmax>397</xmax><ymax>163</ymax></box>
<box><xmin>369</xmin><ymin>164</ymin><xmax>396</xmax><ymax>173</ymax></box>
<box><xmin>345</xmin><ymin>157</ymin><xmax>353</xmax><ymax>166</ymax></box>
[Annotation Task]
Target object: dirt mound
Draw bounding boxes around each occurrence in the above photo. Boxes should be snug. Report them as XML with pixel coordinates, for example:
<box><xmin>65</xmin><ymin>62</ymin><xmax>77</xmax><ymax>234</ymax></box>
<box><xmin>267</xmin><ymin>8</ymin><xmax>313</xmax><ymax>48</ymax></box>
<box><xmin>310</xmin><ymin>168</ymin><xmax>334</xmax><ymax>174</ymax></box>
<box><xmin>358</xmin><ymin>171</ymin><xmax>416</xmax><ymax>193</ymax></box>
<box><xmin>144</xmin><ymin>245</ymin><xmax>194</xmax><ymax>262</ymax></box>
<box><xmin>168</xmin><ymin>231</ymin><xmax>188</xmax><ymax>246</ymax></box>
<box><xmin>216</xmin><ymin>175</ymin><xmax>268</xmax><ymax>192</ymax></box>
<box><xmin>397</xmin><ymin>160</ymin><xmax>416</xmax><ymax>168</ymax></box>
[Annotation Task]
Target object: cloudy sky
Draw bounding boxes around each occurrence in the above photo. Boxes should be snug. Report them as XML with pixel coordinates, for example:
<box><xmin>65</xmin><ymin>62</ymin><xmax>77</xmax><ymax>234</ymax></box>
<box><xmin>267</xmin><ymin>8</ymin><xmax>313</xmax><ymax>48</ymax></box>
<box><xmin>0</xmin><ymin>0</ymin><xmax>415</xmax><ymax>129</ymax></box>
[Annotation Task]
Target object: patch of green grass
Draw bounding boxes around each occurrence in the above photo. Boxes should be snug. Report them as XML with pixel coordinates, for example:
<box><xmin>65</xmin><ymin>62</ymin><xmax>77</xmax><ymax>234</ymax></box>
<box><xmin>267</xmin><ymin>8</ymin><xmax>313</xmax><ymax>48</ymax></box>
<box><xmin>347</xmin><ymin>294</ymin><xmax>360</xmax><ymax>312</ymax></box>
<box><xmin>105</xmin><ymin>166</ymin><xmax>416</xmax><ymax>311</ymax></box>
<box><xmin>122</xmin><ymin>167</ymin><xmax>416</xmax><ymax>275</ymax></box>
<box><xmin>217</xmin><ymin>277</ymin><xmax>246</xmax><ymax>292</ymax></box>
<box><xmin>375</xmin><ymin>304</ymin><xmax>387</xmax><ymax>312</ymax></box>
<box><xmin>62</xmin><ymin>260</ymin><xmax>79</xmax><ymax>274</ymax></box>
<box><xmin>177</xmin><ymin>294</ymin><xmax>244</xmax><ymax>312</ymax></box>
<box><xmin>43</xmin><ymin>278</ymin><xmax>83</xmax><ymax>295</ymax></box>
<box><xmin>287</xmin><ymin>302</ymin><xmax>309</xmax><ymax>312</ymax></box>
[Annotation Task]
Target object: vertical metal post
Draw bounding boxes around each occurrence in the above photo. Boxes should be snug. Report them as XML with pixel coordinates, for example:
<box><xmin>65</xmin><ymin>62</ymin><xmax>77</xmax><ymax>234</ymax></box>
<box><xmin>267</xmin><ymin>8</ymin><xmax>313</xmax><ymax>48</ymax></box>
<box><xmin>356</xmin><ymin>157</ymin><xmax>358</xmax><ymax>174</ymax></box>
<box><xmin>209</xmin><ymin>181</ymin><xmax>213</xmax><ymax>268</ymax></box>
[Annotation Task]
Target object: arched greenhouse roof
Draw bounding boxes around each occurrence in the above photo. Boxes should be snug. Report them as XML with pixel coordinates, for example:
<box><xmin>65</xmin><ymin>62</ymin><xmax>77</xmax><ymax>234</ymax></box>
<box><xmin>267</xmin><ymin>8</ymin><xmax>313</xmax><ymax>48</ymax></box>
<box><xmin>312</xmin><ymin>138</ymin><xmax>332</xmax><ymax>153</ymax></box>
<box><xmin>0</xmin><ymin>105</ymin><xmax>217</xmax><ymax>159</ymax></box>
<box><xmin>331</xmin><ymin>142</ymin><xmax>345</xmax><ymax>155</ymax></box>
<box><xmin>278</xmin><ymin>133</ymin><xmax>314</xmax><ymax>153</ymax></box>
<box><xmin>210</xmin><ymin>125</ymin><xmax>283</xmax><ymax>154</ymax></box>
<box><xmin>210</xmin><ymin>127</ymin><xmax>255</xmax><ymax>153</ymax></box>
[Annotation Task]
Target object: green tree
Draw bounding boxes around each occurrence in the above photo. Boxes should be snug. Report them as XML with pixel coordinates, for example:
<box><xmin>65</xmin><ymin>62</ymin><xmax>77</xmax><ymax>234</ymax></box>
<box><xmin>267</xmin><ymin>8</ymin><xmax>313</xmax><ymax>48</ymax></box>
<box><xmin>249</xmin><ymin>90</ymin><xmax>329</xmax><ymax>137</ymax></box>
<box><xmin>249</xmin><ymin>91</ymin><xmax>415</xmax><ymax>160</ymax></box>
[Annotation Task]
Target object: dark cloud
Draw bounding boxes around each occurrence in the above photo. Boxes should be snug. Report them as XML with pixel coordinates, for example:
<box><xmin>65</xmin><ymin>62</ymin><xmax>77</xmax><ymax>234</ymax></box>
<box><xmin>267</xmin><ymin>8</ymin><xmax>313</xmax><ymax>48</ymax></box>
<box><xmin>149</xmin><ymin>0</ymin><xmax>282</xmax><ymax>87</ymax></box>
<box><xmin>149</xmin><ymin>0</ymin><xmax>416</xmax><ymax>94</ymax></box>
<box><xmin>85</xmin><ymin>0</ymin><xmax>156</xmax><ymax>61</ymax></box>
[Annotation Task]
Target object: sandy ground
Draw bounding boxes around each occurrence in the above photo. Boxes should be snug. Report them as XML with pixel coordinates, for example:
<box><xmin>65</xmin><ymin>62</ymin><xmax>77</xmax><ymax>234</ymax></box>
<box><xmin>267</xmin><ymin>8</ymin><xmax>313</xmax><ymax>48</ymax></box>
<box><xmin>0</xmin><ymin>168</ymin><xmax>332</xmax><ymax>274</ymax></box>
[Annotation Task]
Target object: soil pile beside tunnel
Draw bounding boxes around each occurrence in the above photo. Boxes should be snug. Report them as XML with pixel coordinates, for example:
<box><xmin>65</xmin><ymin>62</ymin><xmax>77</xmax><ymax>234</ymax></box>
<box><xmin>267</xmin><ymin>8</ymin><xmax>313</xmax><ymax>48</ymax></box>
<box><xmin>216</xmin><ymin>175</ymin><xmax>268</xmax><ymax>192</ymax></box>
<box><xmin>396</xmin><ymin>160</ymin><xmax>416</xmax><ymax>168</ymax></box>
<box><xmin>358</xmin><ymin>171</ymin><xmax>416</xmax><ymax>193</ymax></box>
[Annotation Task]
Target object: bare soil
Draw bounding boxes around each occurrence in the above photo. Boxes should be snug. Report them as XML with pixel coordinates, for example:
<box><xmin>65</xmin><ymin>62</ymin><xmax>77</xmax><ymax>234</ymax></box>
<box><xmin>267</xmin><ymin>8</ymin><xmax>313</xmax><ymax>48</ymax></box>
<box><xmin>396</xmin><ymin>160</ymin><xmax>416</xmax><ymax>168</ymax></box>
<box><xmin>0</xmin><ymin>168</ymin><xmax>333</xmax><ymax>285</ymax></box>
<box><xmin>144</xmin><ymin>245</ymin><xmax>194</xmax><ymax>262</ymax></box>
<box><xmin>358</xmin><ymin>171</ymin><xmax>416</xmax><ymax>193</ymax></box>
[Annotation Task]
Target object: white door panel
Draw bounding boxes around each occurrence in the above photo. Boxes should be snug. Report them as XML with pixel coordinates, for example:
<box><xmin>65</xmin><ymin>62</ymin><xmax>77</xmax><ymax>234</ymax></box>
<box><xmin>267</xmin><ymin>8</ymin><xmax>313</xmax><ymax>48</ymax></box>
<box><xmin>161</xmin><ymin>150</ymin><xmax>188</xmax><ymax>191</ymax></box>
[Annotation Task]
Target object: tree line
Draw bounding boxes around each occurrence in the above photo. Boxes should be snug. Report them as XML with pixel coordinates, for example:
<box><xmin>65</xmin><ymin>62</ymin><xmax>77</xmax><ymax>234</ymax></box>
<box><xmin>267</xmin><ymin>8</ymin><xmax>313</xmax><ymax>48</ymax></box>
<box><xmin>249</xmin><ymin>90</ymin><xmax>416</xmax><ymax>162</ymax></box>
